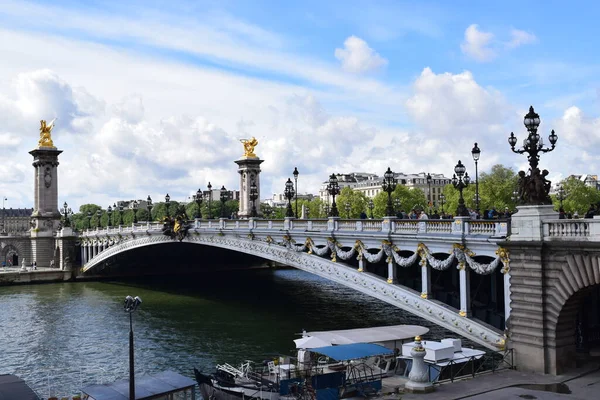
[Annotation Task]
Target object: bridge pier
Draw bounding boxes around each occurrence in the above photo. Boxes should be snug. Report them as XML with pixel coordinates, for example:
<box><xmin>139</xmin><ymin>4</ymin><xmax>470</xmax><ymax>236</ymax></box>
<box><xmin>459</xmin><ymin>265</ymin><xmax>471</xmax><ymax>317</ymax></box>
<box><xmin>420</xmin><ymin>263</ymin><xmax>431</xmax><ymax>299</ymax></box>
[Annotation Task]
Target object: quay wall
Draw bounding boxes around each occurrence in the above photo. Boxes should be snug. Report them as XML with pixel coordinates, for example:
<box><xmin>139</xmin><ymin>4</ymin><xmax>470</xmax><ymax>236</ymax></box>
<box><xmin>0</xmin><ymin>269</ymin><xmax>73</xmax><ymax>286</ymax></box>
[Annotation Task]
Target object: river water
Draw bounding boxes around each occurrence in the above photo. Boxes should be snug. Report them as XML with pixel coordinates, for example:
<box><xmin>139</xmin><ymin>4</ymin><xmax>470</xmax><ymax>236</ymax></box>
<box><xmin>0</xmin><ymin>268</ymin><xmax>455</xmax><ymax>398</ymax></box>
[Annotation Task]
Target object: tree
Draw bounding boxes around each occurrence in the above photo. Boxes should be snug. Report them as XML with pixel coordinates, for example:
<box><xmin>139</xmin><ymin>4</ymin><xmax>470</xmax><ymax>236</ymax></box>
<box><xmin>371</xmin><ymin>186</ymin><xmax>427</xmax><ymax>218</ymax></box>
<box><xmin>336</xmin><ymin>187</ymin><xmax>368</xmax><ymax>218</ymax></box>
<box><xmin>553</xmin><ymin>177</ymin><xmax>600</xmax><ymax>214</ymax></box>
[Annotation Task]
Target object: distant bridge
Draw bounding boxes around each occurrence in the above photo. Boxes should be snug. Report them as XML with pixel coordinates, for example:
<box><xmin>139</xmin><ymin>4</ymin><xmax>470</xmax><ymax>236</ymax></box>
<box><xmin>78</xmin><ymin>216</ymin><xmax>509</xmax><ymax>350</ymax></box>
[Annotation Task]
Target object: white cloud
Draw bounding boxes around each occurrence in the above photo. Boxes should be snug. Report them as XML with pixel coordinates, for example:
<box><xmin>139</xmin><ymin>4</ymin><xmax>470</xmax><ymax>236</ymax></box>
<box><xmin>461</xmin><ymin>24</ymin><xmax>496</xmax><ymax>62</ymax></box>
<box><xmin>507</xmin><ymin>29</ymin><xmax>537</xmax><ymax>49</ymax></box>
<box><xmin>334</xmin><ymin>36</ymin><xmax>388</xmax><ymax>73</ymax></box>
<box><xmin>557</xmin><ymin>106</ymin><xmax>600</xmax><ymax>145</ymax></box>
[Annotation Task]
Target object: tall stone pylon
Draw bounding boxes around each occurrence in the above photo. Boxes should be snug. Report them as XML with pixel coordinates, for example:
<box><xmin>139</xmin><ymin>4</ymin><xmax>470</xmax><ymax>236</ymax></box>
<box><xmin>235</xmin><ymin>137</ymin><xmax>263</xmax><ymax>218</ymax></box>
<box><xmin>29</xmin><ymin>119</ymin><xmax>62</xmax><ymax>267</ymax></box>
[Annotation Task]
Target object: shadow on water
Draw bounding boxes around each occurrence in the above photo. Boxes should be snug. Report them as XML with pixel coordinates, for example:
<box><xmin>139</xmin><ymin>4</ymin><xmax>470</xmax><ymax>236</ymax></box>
<box><xmin>514</xmin><ymin>382</ymin><xmax>571</xmax><ymax>395</ymax></box>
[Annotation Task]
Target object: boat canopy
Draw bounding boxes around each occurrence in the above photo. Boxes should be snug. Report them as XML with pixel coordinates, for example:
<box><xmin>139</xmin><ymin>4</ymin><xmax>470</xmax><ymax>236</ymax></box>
<box><xmin>0</xmin><ymin>374</ymin><xmax>40</xmax><ymax>400</ymax></box>
<box><xmin>81</xmin><ymin>370</ymin><xmax>196</xmax><ymax>400</ymax></box>
<box><xmin>311</xmin><ymin>343</ymin><xmax>394</xmax><ymax>361</ymax></box>
<box><xmin>306</xmin><ymin>324</ymin><xmax>429</xmax><ymax>345</ymax></box>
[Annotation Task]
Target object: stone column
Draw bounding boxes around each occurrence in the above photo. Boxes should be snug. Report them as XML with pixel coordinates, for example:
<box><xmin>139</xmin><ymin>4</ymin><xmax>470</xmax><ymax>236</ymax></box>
<box><xmin>357</xmin><ymin>258</ymin><xmax>365</xmax><ymax>272</ymax></box>
<box><xmin>459</xmin><ymin>263</ymin><xmax>471</xmax><ymax>317</ymax></box>
<box><xmin>386</xmin><ymin>258</ymin><xmax>396</xmax><ymax>284</ymax></box>
<box><xmin>404</xmin><ymin>336</ymin><xmax>434</xmax><ymax>393</ymax></box>
<box><xmin>421</xmin><ymin>263</ymin><xmax>431</xmax><ymax>299</ymax></box>
<box><xmin>235</xmin><ymin>157</ymin><xmax>264</xmax><ymax>219</ymax></box>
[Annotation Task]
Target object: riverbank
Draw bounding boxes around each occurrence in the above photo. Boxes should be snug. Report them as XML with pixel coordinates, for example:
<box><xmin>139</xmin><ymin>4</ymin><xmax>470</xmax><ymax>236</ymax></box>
<box><xmin>0</xmin><ymin>266</ymin><xmax>73</xmax><ymax>285</ymax></box>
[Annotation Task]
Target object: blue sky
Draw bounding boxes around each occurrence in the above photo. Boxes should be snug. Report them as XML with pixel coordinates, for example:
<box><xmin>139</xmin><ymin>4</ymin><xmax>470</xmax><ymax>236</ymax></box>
<box><xmin>0</xmin><ymin>0</ymin><xmax>598</xmax><ymax>209</ymax></box>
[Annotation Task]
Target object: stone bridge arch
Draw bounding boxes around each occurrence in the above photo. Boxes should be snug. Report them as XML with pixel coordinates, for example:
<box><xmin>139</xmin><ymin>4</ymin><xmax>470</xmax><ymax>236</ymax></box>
<box><xmin>1</xmin><ymin>241</ymin><xmax>27</xmax><ymax>267</ymax></box>
<box><xmin>81</xmin><ymin>233</ymin><xmax>505</xmax><ymax>350</ymax></box>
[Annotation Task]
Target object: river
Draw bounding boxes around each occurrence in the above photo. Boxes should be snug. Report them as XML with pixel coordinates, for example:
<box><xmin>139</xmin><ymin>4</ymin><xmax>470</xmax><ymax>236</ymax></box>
<box><xmin>0</xmin><ymin>268</ymin><xmax>456</xmax><ymax>398</ymax></box>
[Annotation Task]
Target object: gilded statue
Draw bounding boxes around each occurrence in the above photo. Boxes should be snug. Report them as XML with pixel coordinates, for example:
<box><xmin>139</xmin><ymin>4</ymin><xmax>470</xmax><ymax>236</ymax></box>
<box><xmin>240</xmin><ymin>137</ymin><xmax>259</xmax><ymax>158</ymax></box>
<box><xmin>38</xmin><ymin>119</ymin><xmax>56</xmax><ymax>148</ymax></box>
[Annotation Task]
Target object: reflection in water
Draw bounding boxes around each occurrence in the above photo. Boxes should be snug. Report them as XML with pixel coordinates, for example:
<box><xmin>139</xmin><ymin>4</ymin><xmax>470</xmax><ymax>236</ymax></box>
<box><xmin>0</xmin><ymin>268</ymin><xmax>459</xmax><ymax>397</ymax></box>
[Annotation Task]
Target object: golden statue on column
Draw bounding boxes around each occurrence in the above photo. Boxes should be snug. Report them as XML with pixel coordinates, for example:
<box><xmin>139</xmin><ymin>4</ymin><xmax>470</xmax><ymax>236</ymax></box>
<box><xmin>38</xmin><ymin>119</ymin><xmax>56</xmax><ymax>148</ymax></box>
<box><xmin>240</xmin><ymin>137</ymin><xmax>259</xmax><ymax>158</ymax></box>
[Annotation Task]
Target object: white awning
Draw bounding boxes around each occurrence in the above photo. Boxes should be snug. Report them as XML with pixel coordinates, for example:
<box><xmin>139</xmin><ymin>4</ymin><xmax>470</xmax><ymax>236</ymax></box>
<box><xmin>305</xmin><ymin>324</ymin><xmax>429</xmax><ymax>345</ymax></box>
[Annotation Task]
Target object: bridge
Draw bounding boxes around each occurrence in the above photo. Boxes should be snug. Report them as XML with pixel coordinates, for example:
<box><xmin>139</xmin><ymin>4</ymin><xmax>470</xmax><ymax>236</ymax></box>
<box><xmin>78</xmin><ymin>216</ymin><xmax>510</xmax><ymax>351</ymax></box>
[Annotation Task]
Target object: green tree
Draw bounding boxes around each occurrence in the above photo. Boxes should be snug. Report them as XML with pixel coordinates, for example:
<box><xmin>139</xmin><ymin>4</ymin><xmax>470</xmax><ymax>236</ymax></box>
<box><xmin>371</xmin><ymin>186</ymin><xmax>427</xmax><ymax>218</ymax></box>
<box><xmin>553</xmin><ymin>177</ymin><xmax>600</xmax><ymax>214</ymax></box>
<box><xmin>336</xmin><ymin>187</ymin><xmax>368</xmax><ymax>218</ymax></box>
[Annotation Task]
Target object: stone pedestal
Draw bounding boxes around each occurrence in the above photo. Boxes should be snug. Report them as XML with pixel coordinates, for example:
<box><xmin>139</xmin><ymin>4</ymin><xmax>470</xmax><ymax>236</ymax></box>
<box><xmin>404</xmin><ymin>336</ymin><xmax>434</xmax><ymax>393</ymax></box>
<box><xmin>509</xmin><ymin>205</ymin><xmax>557</xmax><ymax>241</ymax></box>
<box><xmin>235</xmin><ymin>157</ymin><xmax>264</xmax><ymax>218</ymax></box>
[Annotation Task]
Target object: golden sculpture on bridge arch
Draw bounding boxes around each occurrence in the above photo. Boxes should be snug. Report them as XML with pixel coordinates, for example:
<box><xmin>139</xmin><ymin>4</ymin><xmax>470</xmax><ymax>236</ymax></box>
<box><xmin>240</xmin><ymin>137</ymin><xmax>259</xmax><ymax>158</ymax></box>
<box><xmin>38</xmin><ymin>119</ymin><xmax>56</xmax><ymax>148</ymax></box>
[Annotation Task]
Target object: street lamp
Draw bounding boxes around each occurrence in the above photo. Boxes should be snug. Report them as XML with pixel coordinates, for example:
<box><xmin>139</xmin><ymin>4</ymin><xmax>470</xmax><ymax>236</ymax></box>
<box><xmin>124</xmin><ymin>295</ymin><xmax>142</xmax><ymax>400</ymax></box>
<box><xmin>132</xmin><ymin>200</ymin><xmax>138</xmax><ymax>223</ymax></box>
<box><xmin>195</xmin><ymin>188</ymin><xmax>203</xmax><ymax>219</ymax></box>
<box><xmin>426</xmin><ymin>173</ymin><xmax>432</xmax><ymax>209</ymax></box>
<box><xmin>367</xmin><ymin>199</ymin><xmax>374</xmax><ymax>219</ymax></box>
<box><xmin>451</xmin><ymin>160</ymin><xmax>471</xmax><ymax>217</ymax></box>
<box><xmin>118</xmin><ymin>203</ymin><xmax>124</xmax><ymax>225</ymax></box>
<box><xmin>107</xmin><ymin>205</ymin><xmax>112</xmax><ymax>227</ymax></box>
<box><xmin>249</xmin><ymin>180</ymin><xmax>258</xmax><ymax>217</ymax></box>
<box><xmin>61</xmin><ymin>202</ymin><xmax>72</xmax><ymax>227</ymax></box>
<box><xmin>471</xmin><ymin>142</ymin><xmax>481</xmax><ymax>215</ymax></box>
<box><xmin>557</xmin><ymin>185</ymin><xmax>566</xmax><ymax>209</ymax></box>
<box><xmin>344</xmin><ymin>202</ymin><xmax>351</xmax><ymax>219</ymax></box>
<box><xmin>512</xmin><ymin>190</ymin><xmax>520</xmax><ymax>205</ymax></box>
<box><xmin>439</xmin><ymin>193</ymin><xmax>446</xmax><ymax>215</ymax></box>
<box><xmin>382</xmin><ymin>167</ymin><xmax>397</xmax><ymax>216</ymax></box>
<box><xmin>393</xmin><ymin>198</ymin><xmax>401</xmax><ymax>216</ymax></box>
<box><xmin>96</xmin><ymin>209</ymin><xmax>102</xmax><ymax>228</ymax></box>
<box><xmin>86</xmin><ymin>211</ymin><xmax>92</xmax><ymax>230</ymax></box>
<box><xmin>284</xmin><ymin>178</ymin><xmax>295</xmax><ymax>218</ymax></box>
<box><xmin>323</xmin><ymin>203</ymin><xmax>330</xmax><ymax>217</ymax></box>
<box><xmin>165</xmin><ymin>194</ymin><xmax>171</xmax><ymax>218</ymax></box>
<box><xmin>326</xmin><ymin>174</ymin><xmax>340</xmax><ymax>217</ymax></box>
<box><xmin>293</xmin><ymin>167</ymin><xmax>299</xmax><ymax>218</ymax></box>
<box><xmin>146</xmin><ymin>196</ymin><xmax>153</xmax><ymax>222</ymax></box>
<box><xmin>220</xmin><ymin>186</ymin><xmax>228</xmax><ymax>218</ymax></box>
<box><xmin>207</xmin><ymin>182</ymin><xmax>213</xmax><ymax>219</ymax></box>
<box><xmin>508</xmin><ymin>106</ymin><xmax>558</xmax><ymax>204</ymax></box>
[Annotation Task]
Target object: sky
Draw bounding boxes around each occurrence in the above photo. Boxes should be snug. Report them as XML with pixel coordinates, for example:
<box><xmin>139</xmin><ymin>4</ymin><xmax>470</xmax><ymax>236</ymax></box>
<box><xmin>0</xmin><ymin>0</ymin><xmax>599</xmax><ymax>210</ymax></box>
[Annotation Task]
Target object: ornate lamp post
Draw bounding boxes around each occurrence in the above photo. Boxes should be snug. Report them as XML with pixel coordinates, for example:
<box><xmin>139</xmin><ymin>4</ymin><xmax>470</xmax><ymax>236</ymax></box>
<box><xmin>508</xmin><ymin>106</ymin><xmax>558</xmax><ymax>204</ymax></box>
<box><xmin>118</xmin><ymin>203</ymin><xmax>124</xmax><ymax>225</ymax></box>
<box><xmin>323</xmin><ymin>203</ymin><xmax>330</xmax><ymax>217</ymax></box>
<box><xmin>326</xmin><ymin>174</ymin><xmax>340</xmax><ymax>217</ymax></box>
<box><xmin>293</xmin><ymin>167</ymin><xmax>299</xmax><ymax>218</ymax></box>
<box><xmin>284</xmin><ymin>178</ymin><xmax>295</xmax><ymax>218</ymax></box>
<box><xmin>249</xmin><ymin>180</ymin><xmax>258</xmax><ymax>217</ymax></box>
<box><xmin>472</xmin><ymin>194</ymin><xmax>480</xmax><ymax>211</ymax></box>
<box><xmin>107</xmin><ymin>205</ymin><xmax>112</xmax><ymax>228</ymax></box>
<box><xmin>393</xmin><ymin>198</ymin><xmax>401</xmax><ymax>215</ymax></box>
<box><xmin>165</xmin><ymin>193</ymin><xmax>171</xmax><ymax>218</ymax></box>
<box><xmin>439</xmin><ymin>193</ymin><xmax>446</xmax><ymax>214</ymax></box>
<box><xmin>195</xmin><ymin>188</ymin><xmax>203</xmax><ymax>219</ymax></box>
<box><xmin>344</xmin><ymin>202</ymin><xmax>351</xmax><ymax>219</ymax></box>
<box><xmin>367</xmin><ymin>199</ymin><xmax>374</xmax><ymax>219</ymax></box>
<box><xmin>451</xmin><ymin>160</ymin><xmax>471</xmax><ymax>217</ymax></box>
<box><xmin>124</xmin><ymin>295</ymin><xmax>142</xmax><ymax>400</ymax></box>
<box><xmin>557</xmin><ymin>185</ymin><xmax>566</xmax><ymax>209</ymax></box>
<box><xmin>219</xmin><ymin>186</ymin><xmax>228</xmax><ymax>218</ymax></box>
<box><xmin>471</xmin><ymin>142</ymin><xmax>481</xmax><ymax>215</ymax></box>
<box><xmin>96</xmin><ymin>209</ymin><xmax>102</xmax><ymax>228</ymax></box>
<box><xmin>146</xmin><ymin>196</ymin><xmax>153</xmax><ymax>222</ymax></box>
<box><xmin>512</xmin><ymin>190</ymin><xmax>520</xmax><ymax>205</ymax></box>
<box><xmin>207</xmin><ymin>182</ymin><xmax>213</xmax><ymax>219</ymax></box>
<box><xmin>382</xmin><ymin>167</ymin><xmax>397</xmax><ymax>216</ymax></box>
<box><xmin>86</xmin><ymin>211</ymin><xmax>92</xmax><ymax>230</ymax></box>
<box><xmin>132</xmin><ymin>200</ymin><xmax>138</xmax><ymax>223</ymax></box>
<box><xmin>426</xmin><ymin>173</ymin><xmax>432</xmax><ymax>208</ymax></box>
<box><xmin>61</xmin><ymin>202</ymin><xmax>72</xmax><ymax>227</ymax></box>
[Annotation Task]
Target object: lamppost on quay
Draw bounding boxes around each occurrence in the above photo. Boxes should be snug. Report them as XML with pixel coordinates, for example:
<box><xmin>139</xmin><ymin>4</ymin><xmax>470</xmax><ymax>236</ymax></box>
<box><xmin>146</xmin><ymin>196</ymin><xmax>153</xmax><ymax>221</ymax></box>
<box><xmin>284</xmin><ymin>178</ymin><xmax>295</xmax><ymax>218</ymax></box>
<box><xmin>439</xmin><ymin>193</ymin><xmax>445</xmax><ymax>215</ymax></box>
<box><xmin>165</xmin><ymin>194</ymin><xmax>171</xmax><ymax>218</ymax></box>
<box><xmin>293</xmin><ymin>167</ymin><xmax>299</xmax><ymax>218</ymax></box>
<box><xmin>106</xmin><ymin>205</ymin><xmax>112</xmax><ymax>227</ymax></box>
<box><xmin>344</xmin><ymin>202</ymin><xmax>351</xmax><ymax>219</ymax></box>
<box><xmin>451</xmin><ymin>160</ymin><xmax>471</xmax><ymax>217</ymax></box>
<box><xmin>118</xmin><ymin>203</ymin><xmax>124</xmax><ymax>225</ymax></box>
<box><xmin>557</xmin><ymin>185</ymin><xmax>566</xmax><ymax>209</ymax></box>
<box><xmin>249</xmin><ymin>180</ymin><xmax>258</xmax><ymax>217</ymax></box>
<box><xmin>96</xmin><ymin>209</ymin><xmax>102</xmax><ymax>228</ymax></box>
<box><xmin>124</xmin><ymin>295</ymin><xmax>142</xmax><ymax>400</ymax></box>
<box><xmin>471</xmin><ymin>142</ymin><xmax>481</xmax><ymax>216</ymax></box>
<box><xmin>194</xmin><ymin>188</ymin><xmax>203</xmax><ymax>219</ymax></box>
<box><xmin>508</xmin><ymin>106</ymin><xmax>558</xmax><ymax>205</ymax></box>
<box><xmin>61</xmin><ymin>202</ymin><xmax>72</xmax><ymax>227</ymax></box>
<box><xmin>426</xmin><ymin>173</ymin><xmax>432</xmax><ymax>209</ymax></box>
<box><xmin>382</xmin><ymin>167</ymin><xmax>397</xmax><ymax>216</ymax></box>
<box><xmin>326</xmin><ymin>174</ymin><xmax>340</xmax><ymax>217</ymax></box>
<box><xmin>86</xmin><ymin>211</ymin><xmax>92</xmax><ymax>230</ymax></box>
<box><xmin>132</xmin><ymin>200</ymin><xmax>138</xmax><ymax>223</ymax></box>
<box><xmin>207</xmin><ymin>182</ymin><xmax>213</xmax><ymax>219</ymax></box>
<box><xmin>219</xmin><ymin>186</ymin><xmax>228</xmax><ymax>218</ymax></box>
<box><xmin>367</xmin><ymin>199</ymin><xmax>374</xmax><ymax>219</ymax></box>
